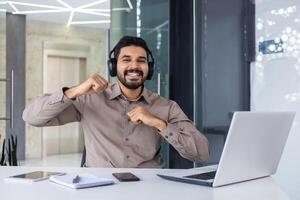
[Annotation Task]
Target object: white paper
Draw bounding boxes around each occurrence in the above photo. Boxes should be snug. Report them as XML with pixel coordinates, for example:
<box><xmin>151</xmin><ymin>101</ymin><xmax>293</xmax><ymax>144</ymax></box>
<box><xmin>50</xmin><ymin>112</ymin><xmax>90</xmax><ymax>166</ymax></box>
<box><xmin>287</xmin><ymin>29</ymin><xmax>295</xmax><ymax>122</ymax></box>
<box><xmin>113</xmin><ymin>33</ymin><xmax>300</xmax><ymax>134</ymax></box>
<box><xmin>49</xmin><ymin>173</ymin><xmax>114</xmax><ymax>189</ymax></box>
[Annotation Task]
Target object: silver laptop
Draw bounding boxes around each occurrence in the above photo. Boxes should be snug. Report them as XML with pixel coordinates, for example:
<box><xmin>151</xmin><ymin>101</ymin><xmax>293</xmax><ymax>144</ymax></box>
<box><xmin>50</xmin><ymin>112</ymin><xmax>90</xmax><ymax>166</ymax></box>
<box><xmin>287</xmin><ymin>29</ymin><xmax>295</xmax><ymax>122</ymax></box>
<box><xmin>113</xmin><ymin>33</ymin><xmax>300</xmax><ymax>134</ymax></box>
<box><xmin>157</xmin><ymin>111</ymin><xmax>295</xmax><ymax>187</ymax></box>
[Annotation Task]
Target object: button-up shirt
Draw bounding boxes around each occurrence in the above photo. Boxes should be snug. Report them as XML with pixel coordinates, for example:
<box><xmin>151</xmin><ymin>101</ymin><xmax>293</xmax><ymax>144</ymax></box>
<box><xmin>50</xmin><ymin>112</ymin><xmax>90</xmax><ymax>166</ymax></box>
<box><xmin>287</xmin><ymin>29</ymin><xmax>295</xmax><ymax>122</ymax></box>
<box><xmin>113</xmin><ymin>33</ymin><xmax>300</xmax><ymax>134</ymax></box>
<box><xmin>23</xmin><ymin>83</ymin><xmax>209</xmax><ymax>168</ymax></box>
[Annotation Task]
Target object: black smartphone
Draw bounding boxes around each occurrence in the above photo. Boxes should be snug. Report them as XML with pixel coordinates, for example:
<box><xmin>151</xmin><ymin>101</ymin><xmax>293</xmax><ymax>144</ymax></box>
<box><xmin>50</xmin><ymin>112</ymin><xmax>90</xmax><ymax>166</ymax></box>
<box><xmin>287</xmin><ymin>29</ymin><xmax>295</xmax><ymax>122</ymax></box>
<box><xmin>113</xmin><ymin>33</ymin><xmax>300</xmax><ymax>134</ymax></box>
<box><xmin>112</xmin><ymin>172</ymin><xmax>140</xmax><ymax>182</ymax></box>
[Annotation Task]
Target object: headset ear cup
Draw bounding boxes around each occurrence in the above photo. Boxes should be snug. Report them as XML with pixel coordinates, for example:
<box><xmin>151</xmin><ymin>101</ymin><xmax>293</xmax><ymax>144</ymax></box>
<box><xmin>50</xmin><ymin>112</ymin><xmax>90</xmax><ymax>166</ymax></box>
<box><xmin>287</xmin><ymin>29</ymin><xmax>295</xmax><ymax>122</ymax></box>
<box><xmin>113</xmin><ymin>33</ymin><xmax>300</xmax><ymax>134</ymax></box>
<box><xmin>107</xmin><ymin>60</ymin><xmax>113</xmax><ymax>76</ymax></box>
<box><xmin>108</xmin><ymin>58</ymin><xmax>117</xmax><ymax>77</ymax></box>
<box><xmin>147</xmin><ymin>62</ymin><xmax>154</xmax><ymax>80</ymax></box>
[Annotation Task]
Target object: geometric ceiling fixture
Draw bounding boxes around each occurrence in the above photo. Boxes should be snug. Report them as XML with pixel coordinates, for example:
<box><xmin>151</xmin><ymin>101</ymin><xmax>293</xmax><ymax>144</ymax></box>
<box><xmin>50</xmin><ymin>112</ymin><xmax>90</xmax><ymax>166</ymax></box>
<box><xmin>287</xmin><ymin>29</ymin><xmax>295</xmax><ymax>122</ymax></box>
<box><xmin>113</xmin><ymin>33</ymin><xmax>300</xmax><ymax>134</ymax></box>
<box><xmin>0</xmin><ymin>1</ymin><xmax>6</xmax><ymax>13</ymax></box>
<box><xmin>0</xmin><ymin>0</ymin><xmax>133</xmax><ymax>26</ymax></box>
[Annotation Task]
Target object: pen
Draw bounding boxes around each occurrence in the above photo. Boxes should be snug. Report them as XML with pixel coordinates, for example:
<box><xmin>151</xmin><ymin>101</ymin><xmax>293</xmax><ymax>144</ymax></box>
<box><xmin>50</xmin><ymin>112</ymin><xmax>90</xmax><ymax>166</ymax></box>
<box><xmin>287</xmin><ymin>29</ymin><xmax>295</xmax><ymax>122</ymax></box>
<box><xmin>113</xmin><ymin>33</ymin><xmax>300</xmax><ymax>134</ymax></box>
<box><xmin>72</xmin><ymin>175</ymin><xmax>81</xmax><ymax>183</ymax></box>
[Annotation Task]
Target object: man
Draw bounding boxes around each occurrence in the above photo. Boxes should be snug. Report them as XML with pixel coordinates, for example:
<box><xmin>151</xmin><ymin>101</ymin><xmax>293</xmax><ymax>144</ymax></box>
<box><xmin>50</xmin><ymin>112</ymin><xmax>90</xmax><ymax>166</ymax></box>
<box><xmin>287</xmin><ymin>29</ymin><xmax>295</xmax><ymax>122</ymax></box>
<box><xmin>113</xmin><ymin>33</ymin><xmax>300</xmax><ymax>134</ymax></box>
<box><xmin>23</xmin><ymin>36</ymin><xmax>209</xmax><ymax>168</ymax></box>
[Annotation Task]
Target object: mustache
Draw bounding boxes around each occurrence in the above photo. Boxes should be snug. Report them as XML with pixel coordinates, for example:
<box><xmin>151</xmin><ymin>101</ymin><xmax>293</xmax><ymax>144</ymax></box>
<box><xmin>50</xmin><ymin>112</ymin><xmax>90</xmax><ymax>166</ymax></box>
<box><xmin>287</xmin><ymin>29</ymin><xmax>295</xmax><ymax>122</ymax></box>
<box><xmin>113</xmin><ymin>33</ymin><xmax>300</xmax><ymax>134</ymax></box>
<box><xmin>124</xmin><ymin>69</ymin><xmax>143</xmax><ymax>76</ymax></box>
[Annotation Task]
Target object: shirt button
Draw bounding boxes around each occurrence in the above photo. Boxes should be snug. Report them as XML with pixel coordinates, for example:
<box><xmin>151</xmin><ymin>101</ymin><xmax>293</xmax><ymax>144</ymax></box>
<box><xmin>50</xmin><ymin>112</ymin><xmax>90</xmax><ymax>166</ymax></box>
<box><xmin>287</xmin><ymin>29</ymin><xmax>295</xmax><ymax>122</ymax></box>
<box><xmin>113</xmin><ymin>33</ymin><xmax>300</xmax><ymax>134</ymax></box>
<box><xmin>126</xmin><ymin>155</ymin><xmax>130</xmax><ymax>159</ymax></box>
<box><xmin>125</xmin><ymin>138</ymin><xmax>129</xmax><ymax>141</ymax></box>
<box><xmin>165</xmin><ymin>135</ymin><xmax>169</xmax><ymax>139</ymax></box>
<box><xmin>169</xmin><ymin>132</ymin><xmax>173</xmax><ymax>136</ymax></box>
<box><xmin>127</xmin><ymin>118</ymin><xmax>131</xmax><ymax>122</ymax></box>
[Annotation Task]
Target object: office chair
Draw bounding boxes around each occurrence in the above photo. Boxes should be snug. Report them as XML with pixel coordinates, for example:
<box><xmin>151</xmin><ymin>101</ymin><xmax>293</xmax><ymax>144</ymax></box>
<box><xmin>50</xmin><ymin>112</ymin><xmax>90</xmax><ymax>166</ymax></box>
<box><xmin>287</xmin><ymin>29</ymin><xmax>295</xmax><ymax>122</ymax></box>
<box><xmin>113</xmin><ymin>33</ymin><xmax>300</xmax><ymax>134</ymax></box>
<box><xmin>80</xmin><ymin>146</ymin><xmax>86</xmax><ymax>167</ymax></box>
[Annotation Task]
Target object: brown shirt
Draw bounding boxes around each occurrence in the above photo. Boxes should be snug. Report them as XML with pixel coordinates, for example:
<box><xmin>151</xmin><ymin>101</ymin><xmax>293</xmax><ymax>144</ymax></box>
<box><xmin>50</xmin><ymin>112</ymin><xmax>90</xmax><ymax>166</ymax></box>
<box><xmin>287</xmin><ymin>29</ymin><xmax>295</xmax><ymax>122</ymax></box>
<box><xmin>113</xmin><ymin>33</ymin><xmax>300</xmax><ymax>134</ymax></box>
<box><xmin>23</xmin><ymin>83</ymin><xmax>209</xmax><ymax>168</ymax></box>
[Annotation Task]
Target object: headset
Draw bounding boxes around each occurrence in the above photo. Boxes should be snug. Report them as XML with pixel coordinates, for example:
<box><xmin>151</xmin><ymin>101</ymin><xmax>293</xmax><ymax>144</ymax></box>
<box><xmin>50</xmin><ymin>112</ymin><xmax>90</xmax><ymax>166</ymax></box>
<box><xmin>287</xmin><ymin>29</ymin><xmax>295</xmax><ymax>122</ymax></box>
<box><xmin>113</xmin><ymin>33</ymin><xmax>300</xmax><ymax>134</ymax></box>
<box><xmin>107</xmin><ymin>46</ymin><xmax>155</xmax><ymax>80</ymax></box>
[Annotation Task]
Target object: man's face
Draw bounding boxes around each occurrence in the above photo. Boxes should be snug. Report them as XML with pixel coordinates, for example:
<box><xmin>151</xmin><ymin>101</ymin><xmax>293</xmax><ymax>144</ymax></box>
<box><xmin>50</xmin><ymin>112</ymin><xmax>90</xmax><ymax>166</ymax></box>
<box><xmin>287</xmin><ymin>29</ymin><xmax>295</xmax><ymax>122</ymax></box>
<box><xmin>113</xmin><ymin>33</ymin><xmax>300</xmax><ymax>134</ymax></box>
<box><xmin>116</xmin><ymin>45</ymin><xmax>149</xmax><ymax>90</ymax></box>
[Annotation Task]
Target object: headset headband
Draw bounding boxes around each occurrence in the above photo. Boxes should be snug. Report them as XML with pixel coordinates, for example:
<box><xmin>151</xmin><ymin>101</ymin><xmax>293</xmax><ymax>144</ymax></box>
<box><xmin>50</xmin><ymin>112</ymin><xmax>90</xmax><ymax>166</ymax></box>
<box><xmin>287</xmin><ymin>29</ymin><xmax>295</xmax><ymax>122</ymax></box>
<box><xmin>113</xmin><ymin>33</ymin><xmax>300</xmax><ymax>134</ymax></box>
<box><xmin>109</xmin><ymin>46</ymin><xmax>154</xmax><ymax>63</ymax></box>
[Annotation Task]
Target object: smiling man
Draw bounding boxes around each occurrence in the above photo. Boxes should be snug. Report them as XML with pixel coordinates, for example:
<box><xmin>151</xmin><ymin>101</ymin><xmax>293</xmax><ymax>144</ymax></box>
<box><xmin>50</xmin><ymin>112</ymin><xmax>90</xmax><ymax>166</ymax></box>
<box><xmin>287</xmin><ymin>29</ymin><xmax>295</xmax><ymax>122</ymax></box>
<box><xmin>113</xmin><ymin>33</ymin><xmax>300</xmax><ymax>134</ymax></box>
<box><xmin>23</xmin><ymin>36</ymin><xmax>209</xmax><ymax>168</ymax></box>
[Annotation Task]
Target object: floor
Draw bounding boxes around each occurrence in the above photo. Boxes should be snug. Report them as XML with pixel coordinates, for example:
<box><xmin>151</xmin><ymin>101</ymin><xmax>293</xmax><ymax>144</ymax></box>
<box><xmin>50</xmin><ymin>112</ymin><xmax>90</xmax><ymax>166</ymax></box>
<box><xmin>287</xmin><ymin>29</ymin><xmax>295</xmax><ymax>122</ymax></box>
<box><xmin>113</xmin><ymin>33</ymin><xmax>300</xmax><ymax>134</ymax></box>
<box><xmin>20</xmin><ymin>153</ymin><xmax>82</xmax><ymax>167</ymax></box>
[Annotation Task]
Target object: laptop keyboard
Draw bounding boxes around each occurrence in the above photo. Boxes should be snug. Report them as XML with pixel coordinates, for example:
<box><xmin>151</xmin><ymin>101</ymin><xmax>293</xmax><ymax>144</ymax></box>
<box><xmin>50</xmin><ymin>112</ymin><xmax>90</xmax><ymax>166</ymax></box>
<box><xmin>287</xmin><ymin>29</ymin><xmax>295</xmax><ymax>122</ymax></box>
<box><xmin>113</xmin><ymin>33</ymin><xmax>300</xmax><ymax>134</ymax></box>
<box><xmin>184</xmin><ymin>171</ymin><xmax>216</xmax><ymax>180</ymax></box>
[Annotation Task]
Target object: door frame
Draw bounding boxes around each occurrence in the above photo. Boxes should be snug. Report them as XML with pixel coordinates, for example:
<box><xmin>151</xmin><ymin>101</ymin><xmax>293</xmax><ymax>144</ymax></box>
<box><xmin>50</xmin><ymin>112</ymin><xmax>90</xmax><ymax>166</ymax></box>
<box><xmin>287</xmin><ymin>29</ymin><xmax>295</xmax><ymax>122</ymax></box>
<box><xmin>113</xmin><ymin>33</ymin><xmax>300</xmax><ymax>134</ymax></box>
<box><xmin>42</xmin><ymin>47</ymin><xmax>89</xmax><ymax>157</ymax></box>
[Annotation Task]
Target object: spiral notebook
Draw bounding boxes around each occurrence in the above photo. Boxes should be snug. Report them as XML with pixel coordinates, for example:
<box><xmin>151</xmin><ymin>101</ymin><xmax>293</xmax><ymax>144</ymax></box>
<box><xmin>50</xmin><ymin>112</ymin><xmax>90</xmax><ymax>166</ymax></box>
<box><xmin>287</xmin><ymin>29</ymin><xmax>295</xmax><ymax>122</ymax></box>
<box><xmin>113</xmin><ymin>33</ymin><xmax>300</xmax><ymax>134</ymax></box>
<box><xmin>49</xmin><ymin>173</ymin><xmax>114</xmax><ymax>189</ymax></box>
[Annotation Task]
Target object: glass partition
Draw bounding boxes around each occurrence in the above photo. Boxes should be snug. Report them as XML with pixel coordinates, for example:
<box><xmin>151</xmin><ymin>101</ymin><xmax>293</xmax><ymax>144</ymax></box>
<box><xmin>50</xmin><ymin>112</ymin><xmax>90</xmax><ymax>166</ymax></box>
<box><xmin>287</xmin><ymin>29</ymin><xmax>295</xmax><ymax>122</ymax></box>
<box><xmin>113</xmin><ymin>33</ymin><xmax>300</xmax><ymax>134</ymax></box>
<box><xmin>193</xmin><ymin>0</ymin><xmax>251</xmax><ymax>167</ymax></box>
<box><xmin>110</xmin><ymin>0</ymin><xmax>170</xmax><ymax>167</ymax></box>
<box><xmin>252</xmin><ymin>0</ymin><xmax>300</xmax><ymax>199</ymax></box>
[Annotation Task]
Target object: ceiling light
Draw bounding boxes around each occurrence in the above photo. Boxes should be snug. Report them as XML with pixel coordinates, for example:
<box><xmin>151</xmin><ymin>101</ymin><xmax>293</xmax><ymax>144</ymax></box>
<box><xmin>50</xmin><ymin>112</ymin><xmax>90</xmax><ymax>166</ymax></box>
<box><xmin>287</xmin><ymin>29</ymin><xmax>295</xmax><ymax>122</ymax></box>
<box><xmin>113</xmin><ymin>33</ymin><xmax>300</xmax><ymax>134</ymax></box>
<box><xmin>56</xmin><ymin>0</ymin><xmax>72</xmax><ymax>9</ymax></box>
<box><xmin>126</xmin><ymin>0</ymin><xmax>133</xmax><ymax>9</ymax></box>
<box><xmin>70</xmin><ymin>20</ymin><xmax>110</xmax><ymax>25</ymax></box>
<box><xmin>4</xmin><ymin>0</ymin><xmax>133</xmax><ymax>27</ymax></box>
<box><xmin>76</xmin><ymin>9</ymin><xmax>110</xmax><ymax>17</ymax></box>
<box><xmin>112</xmin><ymin>8</ymin><xmax>131</xmax><ymax>11</ymax></box>
<box><xmin>12</xmin><ymin>9</ymin><xmax>69</xmax><ymax>14</ymax></box>
<box><xmin>6</xmin><ymin>1</ymin><xmax>66</xmax><ymax>10</ymax></box>
<box><xmin>7</xmin><ymin>2</ymin><xmax>19</xmax><ymax>12</ymax></box>
<box><xmin>147</xmin><ymin>21</ymin><xmax>169</xmax><ymax>34</ymax></box>
<box><xmin>67</xmin><ymin>11</ymin><xmax>74</xmax><ymax>26</ymax></box>
<box><xmin>81</xmin><ymin>9</ymin><xmax>110</xmax><ymax>12</ymax></box>
<box><xmin>77</xmin><ymin>0</ymin><xmax>108</xmax><ymax>10</ymax></box>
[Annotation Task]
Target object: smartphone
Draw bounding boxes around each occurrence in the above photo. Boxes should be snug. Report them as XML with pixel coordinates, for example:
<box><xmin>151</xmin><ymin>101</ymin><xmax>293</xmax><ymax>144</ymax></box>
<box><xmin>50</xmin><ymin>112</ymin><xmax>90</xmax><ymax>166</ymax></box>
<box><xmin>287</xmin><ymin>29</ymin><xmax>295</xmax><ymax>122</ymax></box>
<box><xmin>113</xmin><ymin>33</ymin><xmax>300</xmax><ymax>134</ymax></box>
<box><xmin>112</xmin><ymin>172</ymin><xmax>140</xmax><ymax>182</ymax></box>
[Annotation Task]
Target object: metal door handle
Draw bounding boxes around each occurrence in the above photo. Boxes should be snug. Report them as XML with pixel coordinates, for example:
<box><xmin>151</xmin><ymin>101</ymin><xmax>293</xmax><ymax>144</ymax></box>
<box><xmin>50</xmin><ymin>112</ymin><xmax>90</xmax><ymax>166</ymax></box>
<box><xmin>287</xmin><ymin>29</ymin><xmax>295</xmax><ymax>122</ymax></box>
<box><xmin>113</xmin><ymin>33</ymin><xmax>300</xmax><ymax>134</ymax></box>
<box><xmin>157</xmin><ymin>72</ymin><xmax>161</xmax><ymax>95</ymax></box>
<box><xmin>10</xmin><ymin>70</ymin><xmax>14</xmax><ymax>128</ymax></box>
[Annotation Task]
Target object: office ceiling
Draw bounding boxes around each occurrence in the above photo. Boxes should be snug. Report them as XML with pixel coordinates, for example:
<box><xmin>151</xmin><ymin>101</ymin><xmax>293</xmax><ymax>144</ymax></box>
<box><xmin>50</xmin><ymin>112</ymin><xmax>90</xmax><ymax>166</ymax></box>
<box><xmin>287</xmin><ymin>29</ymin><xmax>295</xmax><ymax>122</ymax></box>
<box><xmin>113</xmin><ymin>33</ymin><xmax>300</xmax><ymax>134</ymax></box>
<box><xmin>0</xmin><ymin>0</ymin><xmax>133</xmax><ymax>29</ymax></box>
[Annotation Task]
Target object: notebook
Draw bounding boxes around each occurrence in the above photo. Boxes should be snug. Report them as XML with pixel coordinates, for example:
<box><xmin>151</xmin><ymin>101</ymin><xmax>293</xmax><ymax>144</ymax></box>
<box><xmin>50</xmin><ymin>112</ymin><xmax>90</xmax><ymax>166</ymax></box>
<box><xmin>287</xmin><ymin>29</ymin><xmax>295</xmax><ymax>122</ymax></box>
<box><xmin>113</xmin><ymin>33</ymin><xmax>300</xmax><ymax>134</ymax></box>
<box><xmin>49</xmin><ymin>173</ymin><xmax>114</xmax><ymax>189</ymax></box>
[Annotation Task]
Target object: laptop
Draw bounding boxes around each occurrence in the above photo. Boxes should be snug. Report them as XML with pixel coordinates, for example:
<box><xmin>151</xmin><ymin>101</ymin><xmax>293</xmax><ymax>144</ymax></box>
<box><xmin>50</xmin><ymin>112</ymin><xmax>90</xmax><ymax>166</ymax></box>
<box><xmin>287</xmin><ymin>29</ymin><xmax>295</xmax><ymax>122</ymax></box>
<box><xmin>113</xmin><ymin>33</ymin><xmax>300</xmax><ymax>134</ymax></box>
<box><xmin>157</xmin><ymin>111</ymin><xmax>295</xmax><ymax>187</ymax></box>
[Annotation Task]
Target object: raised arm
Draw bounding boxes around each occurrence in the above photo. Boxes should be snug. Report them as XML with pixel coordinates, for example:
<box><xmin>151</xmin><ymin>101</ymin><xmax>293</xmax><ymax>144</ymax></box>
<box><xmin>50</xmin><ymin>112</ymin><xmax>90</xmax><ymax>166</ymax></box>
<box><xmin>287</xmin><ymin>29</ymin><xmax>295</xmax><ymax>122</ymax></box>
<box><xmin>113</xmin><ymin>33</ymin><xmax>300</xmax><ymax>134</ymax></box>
<box><xmin>22</xmin><ymin>89</ymin><xmax>82</xmax><ymax>127</ymax></box>
<box><xmin>23</xmin><ymin>74</ymin><xmax>111</xmax><ymax>127</ymax></box>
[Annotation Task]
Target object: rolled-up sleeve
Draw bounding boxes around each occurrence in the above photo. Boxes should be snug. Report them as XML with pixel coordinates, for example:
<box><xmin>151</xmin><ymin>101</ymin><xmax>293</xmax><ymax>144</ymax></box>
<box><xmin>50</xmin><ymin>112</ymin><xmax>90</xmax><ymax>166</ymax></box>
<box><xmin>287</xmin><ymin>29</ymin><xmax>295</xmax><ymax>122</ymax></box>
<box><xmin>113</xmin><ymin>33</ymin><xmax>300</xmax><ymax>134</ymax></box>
<box><xmin>22</xmin><ymin>88</ymin><xmax>83</xmax><ymax>127</ymax></box>
<box><xmin>159</xmin><ymin>101</ymin><xmax>209</xmax><ymax>163</ymax></box>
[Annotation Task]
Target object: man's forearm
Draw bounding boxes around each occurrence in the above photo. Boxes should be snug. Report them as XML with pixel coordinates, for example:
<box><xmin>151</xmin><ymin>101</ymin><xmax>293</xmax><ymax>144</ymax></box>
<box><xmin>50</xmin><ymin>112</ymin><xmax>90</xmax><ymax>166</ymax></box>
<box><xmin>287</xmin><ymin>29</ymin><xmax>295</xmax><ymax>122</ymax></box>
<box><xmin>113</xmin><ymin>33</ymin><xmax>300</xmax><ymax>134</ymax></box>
<box><xmin>153</xmin><ymin>118</ymin><xmax>167</xmax><ymax>132</ymax></box>
<box><xmin>64</xmin><ymin>86</ymin><xmax>79</xmax><ymax>99</ymax></box>
<box><xmin>22</xmin><ymin>89</ymin><xmax>80</xmax><ymax>127</ymax></box>
<box><xmin>159</xmin><ymin>122</ymin><xmax>209</xmax><ymax>162</ymax></box>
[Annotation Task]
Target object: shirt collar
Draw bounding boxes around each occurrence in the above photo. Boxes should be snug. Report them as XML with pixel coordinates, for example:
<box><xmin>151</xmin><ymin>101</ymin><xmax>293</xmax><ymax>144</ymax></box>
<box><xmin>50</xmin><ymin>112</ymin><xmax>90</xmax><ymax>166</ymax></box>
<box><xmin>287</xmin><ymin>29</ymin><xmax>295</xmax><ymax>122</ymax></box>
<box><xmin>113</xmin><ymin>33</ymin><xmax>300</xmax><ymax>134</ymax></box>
<box><xmin>108</xmin><ymin>83</ymin><xmax>152</xmax><ymax>104</ymax></box>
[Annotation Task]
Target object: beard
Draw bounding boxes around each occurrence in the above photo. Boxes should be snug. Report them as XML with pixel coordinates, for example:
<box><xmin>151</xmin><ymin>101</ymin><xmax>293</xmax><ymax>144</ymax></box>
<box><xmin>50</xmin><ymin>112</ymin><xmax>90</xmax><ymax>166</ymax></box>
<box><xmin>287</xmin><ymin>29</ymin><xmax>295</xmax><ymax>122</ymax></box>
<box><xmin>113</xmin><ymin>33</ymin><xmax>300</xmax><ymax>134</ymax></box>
<box><xmin>117</xmin><ymin>69</ymin><xmax>146</xmax><ymax>90</ymax></box>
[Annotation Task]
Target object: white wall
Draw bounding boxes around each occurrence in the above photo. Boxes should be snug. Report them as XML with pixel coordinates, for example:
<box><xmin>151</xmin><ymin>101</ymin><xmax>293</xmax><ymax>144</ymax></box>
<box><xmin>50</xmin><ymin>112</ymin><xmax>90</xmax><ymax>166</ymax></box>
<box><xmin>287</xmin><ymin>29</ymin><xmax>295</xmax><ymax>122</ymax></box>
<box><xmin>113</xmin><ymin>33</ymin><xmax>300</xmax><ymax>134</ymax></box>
<box><xmin>252</xmin><ymin>1</ymin><xmax>300</xmax><ymax>199</ymax></box>
<box><xmin>0</xmin><ymin>15</ymin><xmax>6</xmax><ymax>147</ymax></box>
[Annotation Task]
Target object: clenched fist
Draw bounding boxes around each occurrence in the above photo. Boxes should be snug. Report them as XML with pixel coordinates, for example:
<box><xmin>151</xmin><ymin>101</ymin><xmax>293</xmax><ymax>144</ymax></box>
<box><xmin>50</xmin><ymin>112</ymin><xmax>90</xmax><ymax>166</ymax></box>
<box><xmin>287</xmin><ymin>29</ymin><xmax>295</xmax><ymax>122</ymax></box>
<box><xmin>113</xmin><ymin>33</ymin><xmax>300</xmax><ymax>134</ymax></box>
<box><xmin>127</xmin><ymin>106</ymin><xmax>167</xmax><ymax>132</ymax></box>
<box><xmin>64</xmin><ymin>74</ymin><xmax>112</xmax><ymax>99</ymax></box>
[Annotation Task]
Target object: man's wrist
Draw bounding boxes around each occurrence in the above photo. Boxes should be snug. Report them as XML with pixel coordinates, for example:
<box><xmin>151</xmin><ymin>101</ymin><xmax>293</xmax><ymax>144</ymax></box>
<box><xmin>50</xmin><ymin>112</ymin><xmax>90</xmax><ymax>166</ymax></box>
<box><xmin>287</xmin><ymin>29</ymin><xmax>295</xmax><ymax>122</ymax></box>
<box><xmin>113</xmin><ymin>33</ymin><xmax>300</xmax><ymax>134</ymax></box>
<box><xmin>154</xmin><ymin>119</ymin><xmax>167</xmax><ymax>132</ymax></box>
<box><xmin>64</xmin><ymin>87</ymin><xmax>79</xmax><ymax>100</ymax></box>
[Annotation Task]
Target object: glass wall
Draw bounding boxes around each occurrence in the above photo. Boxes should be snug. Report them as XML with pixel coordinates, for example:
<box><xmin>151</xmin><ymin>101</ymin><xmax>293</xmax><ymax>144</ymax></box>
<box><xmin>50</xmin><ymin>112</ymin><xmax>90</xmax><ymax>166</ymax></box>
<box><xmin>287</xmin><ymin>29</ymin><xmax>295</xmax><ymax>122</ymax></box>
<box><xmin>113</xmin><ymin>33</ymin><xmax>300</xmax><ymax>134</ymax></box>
<box><xmin>194</xmin><ymin>0</ymin><xmax>250</xmax><ymax>166</ymax></box>
<box><xmin>252</xmin><ymin>0</ymin><xmax>300</xmax><ymax>199</ymax></box>
<box><xmin>110</xmin><ymin>0</ymin><xmax>170</xmax><ymax>167</ymax></box>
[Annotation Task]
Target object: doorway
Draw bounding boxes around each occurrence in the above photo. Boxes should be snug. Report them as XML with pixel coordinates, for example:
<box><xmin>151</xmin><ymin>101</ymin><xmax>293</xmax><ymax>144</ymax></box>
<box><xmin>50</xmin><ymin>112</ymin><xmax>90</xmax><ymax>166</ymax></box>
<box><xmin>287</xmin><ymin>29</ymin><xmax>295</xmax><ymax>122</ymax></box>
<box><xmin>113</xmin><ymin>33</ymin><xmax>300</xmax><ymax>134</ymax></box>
<box><xmin>42</xmin><ymin>55</ymin><xmax>86</xmax><ymax>157</ymax></box>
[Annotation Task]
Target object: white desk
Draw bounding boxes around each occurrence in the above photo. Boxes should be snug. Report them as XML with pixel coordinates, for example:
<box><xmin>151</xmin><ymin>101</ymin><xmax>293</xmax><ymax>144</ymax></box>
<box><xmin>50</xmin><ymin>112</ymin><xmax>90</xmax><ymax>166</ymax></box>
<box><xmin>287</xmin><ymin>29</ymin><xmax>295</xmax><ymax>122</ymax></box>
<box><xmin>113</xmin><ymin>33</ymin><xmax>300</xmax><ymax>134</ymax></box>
<box><xmin>0</xmin><ymin>166</ymin><xmax>290</xmax><ymax>200</ymax></box>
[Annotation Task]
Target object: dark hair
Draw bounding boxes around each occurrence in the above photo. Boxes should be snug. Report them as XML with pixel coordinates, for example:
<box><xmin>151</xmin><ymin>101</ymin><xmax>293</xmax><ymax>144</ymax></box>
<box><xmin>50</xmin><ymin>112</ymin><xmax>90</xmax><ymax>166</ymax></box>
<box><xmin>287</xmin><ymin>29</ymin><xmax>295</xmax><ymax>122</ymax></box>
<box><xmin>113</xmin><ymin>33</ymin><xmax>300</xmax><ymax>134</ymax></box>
<box><xmin>113</xmin><ymin>36</ymin><xmax>150</xmax><ymax>60</ymax></box>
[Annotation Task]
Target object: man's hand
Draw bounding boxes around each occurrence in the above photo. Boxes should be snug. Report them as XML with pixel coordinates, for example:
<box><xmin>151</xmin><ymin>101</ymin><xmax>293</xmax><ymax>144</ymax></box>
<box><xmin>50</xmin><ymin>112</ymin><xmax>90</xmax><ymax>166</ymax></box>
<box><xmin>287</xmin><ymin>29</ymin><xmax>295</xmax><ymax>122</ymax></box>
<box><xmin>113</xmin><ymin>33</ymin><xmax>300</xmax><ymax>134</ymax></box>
<box><xmin>64</xmin><ymin>74</ymin><xmax>112</xmax><ymax>99</ymax></box>
<box><xmin>127</xmin><ymin>106</ymin><xmax>167</xmax><ymax>132</ymax></box>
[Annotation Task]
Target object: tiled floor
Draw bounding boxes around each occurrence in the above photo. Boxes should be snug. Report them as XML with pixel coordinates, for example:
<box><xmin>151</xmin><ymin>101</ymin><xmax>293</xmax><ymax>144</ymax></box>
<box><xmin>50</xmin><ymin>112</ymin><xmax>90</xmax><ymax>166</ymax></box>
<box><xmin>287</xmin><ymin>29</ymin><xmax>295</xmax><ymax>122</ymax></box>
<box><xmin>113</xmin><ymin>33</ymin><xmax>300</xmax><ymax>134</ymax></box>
<box><xmin>20</xmin><ymin>153</ymin><xmax>82</xmax><ymax>167</ymax></box>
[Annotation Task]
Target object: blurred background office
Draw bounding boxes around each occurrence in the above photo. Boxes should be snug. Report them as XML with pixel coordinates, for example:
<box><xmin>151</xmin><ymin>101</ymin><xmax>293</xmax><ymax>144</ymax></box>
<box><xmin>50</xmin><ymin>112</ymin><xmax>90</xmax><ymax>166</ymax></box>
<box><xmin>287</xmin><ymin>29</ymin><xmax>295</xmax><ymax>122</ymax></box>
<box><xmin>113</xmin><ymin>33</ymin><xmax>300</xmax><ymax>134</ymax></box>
<box><xmin>0</xmin><ymin>0</ymin><xmax>300</xmax><ymax>199</ymax></box>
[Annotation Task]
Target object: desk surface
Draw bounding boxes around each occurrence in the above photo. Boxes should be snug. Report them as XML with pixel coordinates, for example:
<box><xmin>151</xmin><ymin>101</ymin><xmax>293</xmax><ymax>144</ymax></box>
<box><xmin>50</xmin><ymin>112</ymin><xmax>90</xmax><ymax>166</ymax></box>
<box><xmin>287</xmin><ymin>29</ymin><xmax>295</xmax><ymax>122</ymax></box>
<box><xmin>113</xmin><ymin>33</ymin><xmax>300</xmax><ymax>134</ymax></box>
<box><xmin>0</xmin><ymin>166</ymin><xmax>290</xmax><ymax>200</ymax></box>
